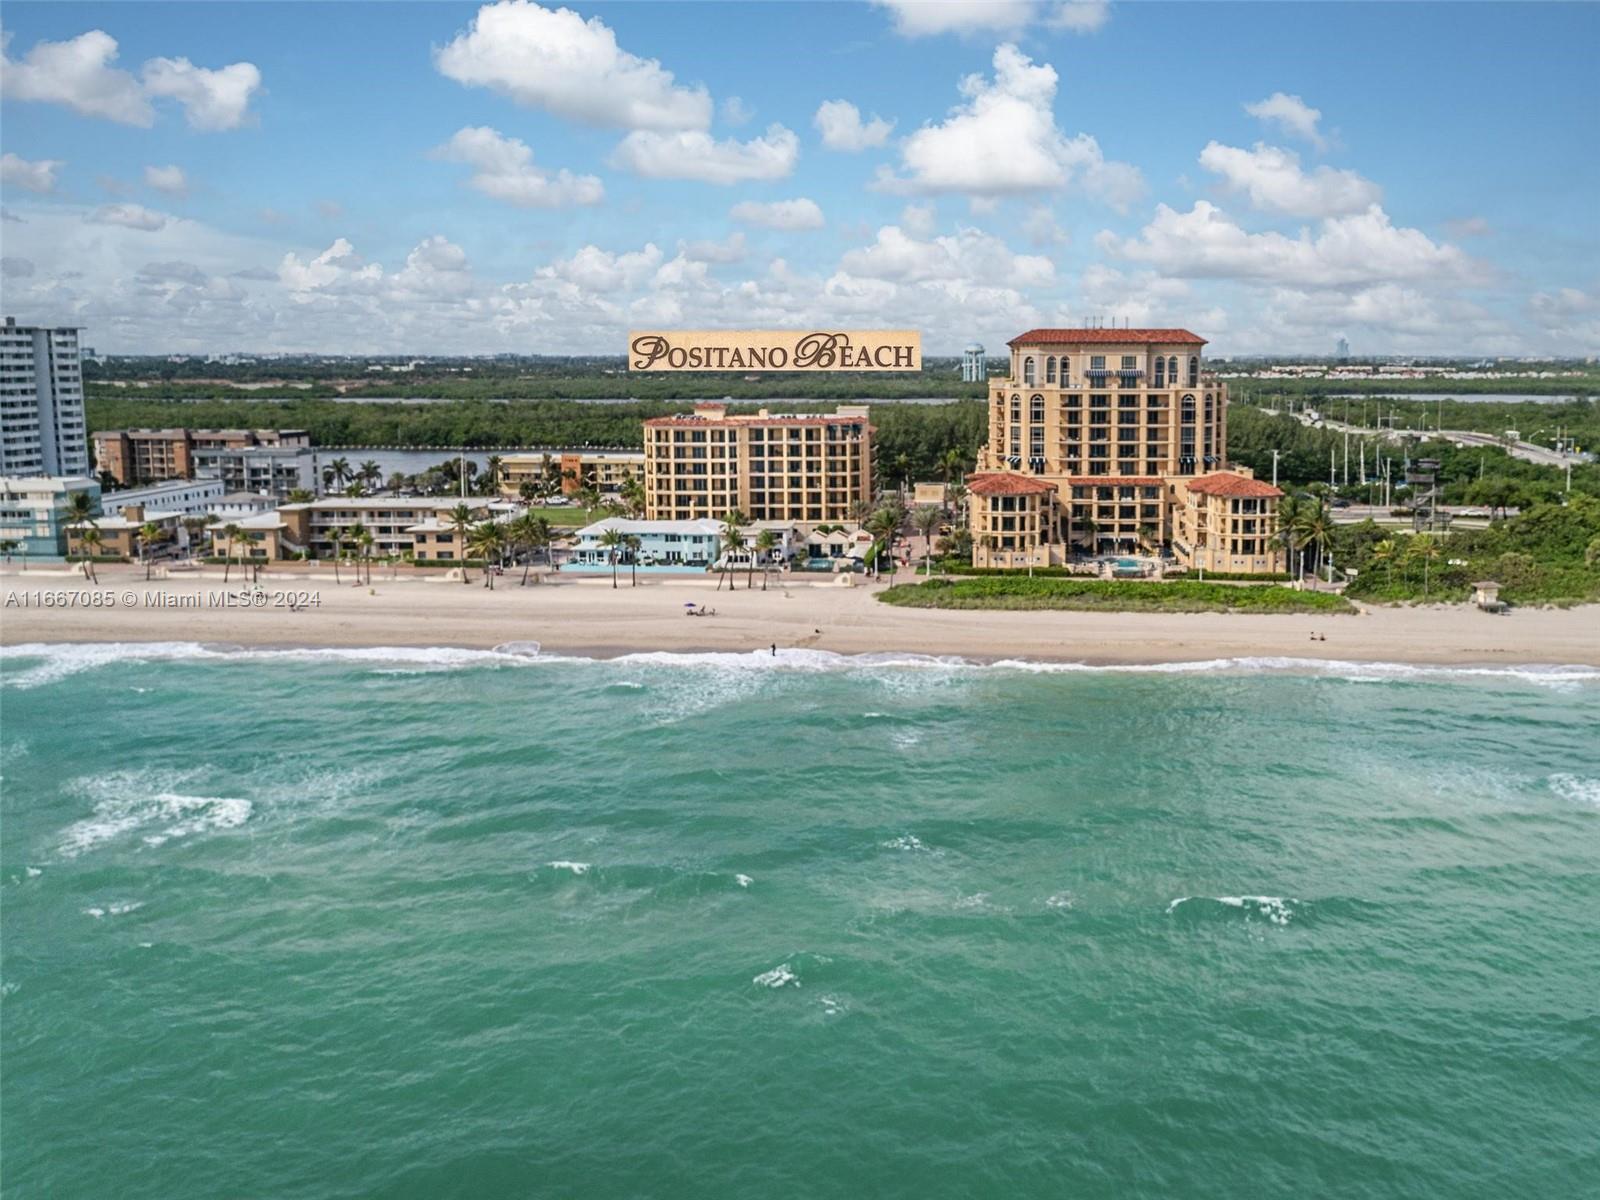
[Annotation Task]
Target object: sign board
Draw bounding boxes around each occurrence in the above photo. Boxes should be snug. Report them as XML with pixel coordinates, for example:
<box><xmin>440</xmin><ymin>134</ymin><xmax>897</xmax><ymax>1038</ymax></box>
<box><xmin>628</xmin><ymin>330</ymin><xmax>920</xmax><ymax>372</ymax></box>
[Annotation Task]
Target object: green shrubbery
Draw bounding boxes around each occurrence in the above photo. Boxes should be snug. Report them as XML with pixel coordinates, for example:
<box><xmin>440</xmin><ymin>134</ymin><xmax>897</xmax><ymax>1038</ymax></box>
<box><xmin>1338</xmin><ymin>495</ymin><xmax>1600</xmax><ymax>606</ymax></box>
<box><xmin>879</xmin><ymin>577</ymin><xmax>1353</xmax><ymax>614</ymax></box>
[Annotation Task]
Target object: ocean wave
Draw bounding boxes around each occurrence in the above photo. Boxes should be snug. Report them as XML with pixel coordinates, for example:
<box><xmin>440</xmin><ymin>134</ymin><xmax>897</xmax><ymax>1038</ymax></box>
<box><xmin>1168</xmin><ymin>894</ymin><xmax>1300</xmax><ymax>926</ymax></box>
<box><xmin>1548</xmin><ymin>774</ymin><xmax>1600</xmax><ymax>809</ymax></box>
<box><xmin>59</xmin><ymin>767</ymin><xmax>252</xmax><ymax>858</ymax></box>
<box><xmin>752</xmin><ymin>963</ymin><xmax>798</xmax><ymax>989</ymax></box>
<box><xmin>4</xmin><ymin>641</ymin><xmax>1596</xmax><ymax>689</ymax></box>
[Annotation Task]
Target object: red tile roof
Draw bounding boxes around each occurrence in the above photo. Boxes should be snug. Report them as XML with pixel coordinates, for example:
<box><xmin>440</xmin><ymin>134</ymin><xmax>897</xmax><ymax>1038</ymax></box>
<box><xmin>965</xmin><ymin>473</ymin><xmax>1059</xmax><ymax>497</ymax></box>
<box><xmin>1183</xmin><ymin>472</ymin><xmax>1283</xmax><ymax>498</ymax></box>
<box><xmin>1008</xmin><ymin>328</ymin><xmax>1206</xmax><ymax>346</ymax></box>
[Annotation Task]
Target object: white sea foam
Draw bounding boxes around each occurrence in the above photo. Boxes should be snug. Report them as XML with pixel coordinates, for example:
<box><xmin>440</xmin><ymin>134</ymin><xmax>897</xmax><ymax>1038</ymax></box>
<box><xmin>881</xmin><ymin>834</ymin><xmax>929</xmax><ymax>852</ymax></box>
<box><xmin>58</xmin><ymin>768</ymin><xmax>252</xmax><ymax>858</ymax></box>
<box><xmin>735</xmin><ymin>874</ymin><xmax>753</xmax><ymax>888</ymax></box>
<box><xmin>546</xmin><ymin>860</ymin><xmax>590</xmax><ymax>875</ymax></box>
<box><xmin>753</xmin><ymin>963</ymin><xmax>798</xmax><ymax>989</ymax></box>
<box><xmin>5</xmin><ymin>641</ymin><xmax>1595</xmax><ymax>689</ymax></box>
<box><xmin>1045</xmin><ymin>892</ymin><xmax>1074</xmax><ymax>910</ymax></box>
<box><xmin>1548</xmin><ymin>774</ymin><xmax>1600</xmax><ymax>808</ymax></box>
<box><xmin>25</xmin><ymin>866</ymin><xmax>41</xmax><ymax>878</ymax></box>
<box><xmin>1168</xmin><ymin>894</ymin><xmax>1298</xmax><ymax>926</ymax></box>
<box><xmin>83</xmin><ymin>900</ymin><xmax>143</xmax><ymax>919</ymax></box>
<box><xmin>818</xmin><ymin>994</ymin><xmax>845</xmax><ymax>1016</ymax></box>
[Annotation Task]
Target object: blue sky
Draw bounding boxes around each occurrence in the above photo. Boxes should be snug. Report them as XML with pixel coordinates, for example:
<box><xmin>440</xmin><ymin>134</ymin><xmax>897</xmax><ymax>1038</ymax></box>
<box><xmin>2</xmin><ymin>1</ymin><xmax>1596</xmax><ymax>355</ymax></box>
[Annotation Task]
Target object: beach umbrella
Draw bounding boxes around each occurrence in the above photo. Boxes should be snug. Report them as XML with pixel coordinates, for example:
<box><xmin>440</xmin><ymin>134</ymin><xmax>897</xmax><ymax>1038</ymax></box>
<box><xmin>684</xmin><ymin>601</ymin><xmax>698</xmax><ymax>607</ymax></box>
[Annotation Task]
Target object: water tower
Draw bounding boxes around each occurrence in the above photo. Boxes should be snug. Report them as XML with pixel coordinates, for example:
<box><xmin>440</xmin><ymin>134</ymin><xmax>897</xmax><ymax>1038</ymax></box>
<box><xmin>962</xmin><ymin>342</ymin><xmax>987</xmax><ymax>382</ymax></box>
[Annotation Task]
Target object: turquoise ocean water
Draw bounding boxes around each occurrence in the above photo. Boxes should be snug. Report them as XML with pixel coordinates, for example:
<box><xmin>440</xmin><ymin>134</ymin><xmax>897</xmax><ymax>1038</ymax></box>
<box><xmin>2</xmin><ymin>643</ymin><xmax>1597</xmax><ymax>1198</ymax></box>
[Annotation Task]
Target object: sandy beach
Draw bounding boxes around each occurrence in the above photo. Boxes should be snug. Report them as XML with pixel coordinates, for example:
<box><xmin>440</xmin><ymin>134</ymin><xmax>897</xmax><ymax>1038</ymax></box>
<box><xmin>3</xmin><ymin>562</ymin><xmax>1596</xmax><ymax>666</ymax></box>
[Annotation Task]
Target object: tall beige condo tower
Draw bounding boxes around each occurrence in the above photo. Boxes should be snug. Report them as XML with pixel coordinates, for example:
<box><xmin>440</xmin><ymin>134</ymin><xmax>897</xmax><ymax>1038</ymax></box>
<box><xmin>644</xmin><ymin>403</ymin><xmax>873</xmax><ymax>525</ymax></box>
<box><xmin>969</xmin><ymin>328</ymin><xmax>1284</xmax><ymax>573</ymax></box>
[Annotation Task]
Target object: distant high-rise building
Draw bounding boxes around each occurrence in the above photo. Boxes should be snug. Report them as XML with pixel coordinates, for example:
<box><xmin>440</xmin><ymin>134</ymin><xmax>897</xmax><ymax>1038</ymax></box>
<box><xmin>1336</xmin><ymin>336</ymin><xmax>1350</xmax><ymax>361</ymax></box>
<box><xmin>962</xmin><ymin>342</ymin><xmax>988</xmax><ymax>382</ymax></box>
<box><xmin>0</xmin><ymin>317</ymin><xmax>89</xmax><ymax>477</ymax></box>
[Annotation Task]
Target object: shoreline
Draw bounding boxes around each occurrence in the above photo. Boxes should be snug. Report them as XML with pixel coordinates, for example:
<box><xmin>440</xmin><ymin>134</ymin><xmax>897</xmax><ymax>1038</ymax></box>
<box><xmin>3</xmin><ymin>564</ymin><xmax>1597</xmax><ymax>669</ymax></box>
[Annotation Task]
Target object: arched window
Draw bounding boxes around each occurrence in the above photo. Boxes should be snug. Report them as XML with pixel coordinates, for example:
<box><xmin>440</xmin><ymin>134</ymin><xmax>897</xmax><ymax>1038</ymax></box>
<box><xmin>1045</xmin><ymin>356</ymin><xmax>1056</xmax><ymax>384</ymax></box>
<box><xmin>1168</xmin><ymin>356</ymin><xmax>1178</xmax><ymax>379</ymax></box>
<box><xmin>1153</xmin><ymin>357</ymin><xmax>1165</xmax><ymax>386</ymax></box>
<box><xmin>1023</xmin><ymin>356</ymin><xmax>1036</xmax><ymax>386</ymax></box>
<box><xmin>1188</xmin><ymin>356</ymin><xmax>1199</xmax><ymax>386</ymax></box>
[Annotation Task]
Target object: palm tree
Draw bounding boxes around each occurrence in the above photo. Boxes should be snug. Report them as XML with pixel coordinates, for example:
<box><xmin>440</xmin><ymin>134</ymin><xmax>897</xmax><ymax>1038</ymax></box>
<box><xmin>1409</xmin><ymin>534</ymin><xmax>1442</xmax><ymax>600</ymax></box>
<box><xmin>286</xmin><ymin>488</ymin><xmax>315</xmax><ymax>504</ymax></box>
<box><xmin>620</xmin><ymin>473</ymin><xmax>647</xmax><ymax>518</ymax></box>
<box><xmin>911</xmin><ymin>505</ymin><xmax>942</xmax><ymax>576</ymax></box>
<box><xmin>468</xmin><ymin>520</ymin><xmax>504</xmax><ymax>588</ymax></box>
<box><xmin>599</xmin><ymin>526</ymin><xmax>627</xmax><ymax>588</ymax></box>
<box><xmin>754</xmin><ymin>529</ymin><xmax>780</xmax><ymax>589</ymax></box>
<box><xmin>1077</xmin><ymin>516</ymin><xmax>1098</xmax><ymax>556</ymax></box>
<box><xmin>343</xmin><ymin>482</ymin><xmax>365</xmax><ymax>499</ymax></box>
<box><xmin>626</xmin><ymin>534</ymin><xmax>642</xmax><ymax>586</ymax></box>
<box><xmin>79</xmin><ymin>528</ymin><xmax>103</xmax><ymax>581</ymax></box>
<box><xmin>938</xmin><ymin>447</ymin><xmax>964</xmax><ymax>502</ymax></box>
<box><xmin>847</xmin><ymin>498</ymin><xmax>874</xmax><ymax>527</ymax></box>
<box><xmin>864</xmin><ymin>504</ymin><xmax>903</xmax><ymax>575</ymax></box>
<box><xmin>509</xmin><ymin>512</ymin><xmax>551</xmax><ymax>585</ymax></box>
<box><xmin>485</xmin><ymin>455</ymin><xmax>504</xmax><ymax>494</ymax></box>
<box><xmin>717</xmin><ymin>509</ymin><xmax>747</xmax><ymax>591</ymax></box>
<box><xmin>386</xmin><ymin>472</ymin><xmax>407</xmax><ymax>496</ymax></box>
<box><xmin>139</xmin><ymin>521</ymin><xmax>162</xmax><ymax>581</ymax></box>
<box><xmin>326</xmin><ymin>524</ymin><xmax>344</xmax><ymax>584</ymax></box>
<box><xmin>326</xmin><ymin>457</ymin><xmax>352</xmax><ymax>491</ymax></box>
<box><xmin>360</xmin><ymin>460</ymin><xmax>382</xmax><ymax>493</ymax></box>
<box><xmin>357</xmin><ymin>527</ymin><xmax>375</xmax><ymax>585</ymax></box>
<box><xmin>344</xmin><ymin>522</ymin><xmax>368</xmax><ymax>585</ymax></box>
<box><xmin>448</xmin><ymin>503</ymin><xmax>475</xmax><ymax>583</ymax></box>
<box><xmin>0</xmin><ymin>539</ymin><xmax>15</xmax><ymax>563</ymax></box>
<box><xmin>1296</xmin><ymin>498</ymin><xmax>1334</xmax><ymax>581</ymax></box>
<box><xmin>65</xmin><ymin>491</ymin><xmax>97</xmax><ymax>579</ymax></box>
<box><xmin>221</xmin><ymin>523</ymin><xmax>242</xmax><ymax>584</ymax></box>
<box><xmin>519</xmin><ymin>479</ymin><xmax>539</xmax><ymax>504</ymax></box>
<box><xmin>1371</xmin><ymin>537</ymin><xmax>1398</xmax><ymax>587</ymax></box>
<box><xmin>1274</xmin><ymin>494</ymin><xmax>1307</xmax><ymax>577</ymax></box>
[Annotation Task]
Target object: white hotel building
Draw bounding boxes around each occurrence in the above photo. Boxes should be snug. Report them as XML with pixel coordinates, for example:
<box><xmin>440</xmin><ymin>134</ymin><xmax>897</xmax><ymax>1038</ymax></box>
<box><xmin>0</xmin><ymin>318</ymin><xmax>89</xmax><ymax>478</ymax></box>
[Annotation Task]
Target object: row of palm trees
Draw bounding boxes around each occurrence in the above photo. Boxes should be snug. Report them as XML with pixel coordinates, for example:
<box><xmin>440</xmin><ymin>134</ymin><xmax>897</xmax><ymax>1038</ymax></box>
<box><xmin>712</xmin><ymin>510</ymin><xmax>782</xmax><ymax>590</ymax></box>
<box><xmin>1274</xmin><ymin>494</ymin><xmax>1338</xmax><ymax>581</ymax></box>
<box><xmin>441</xmin><ymin>504</ymin><xmax>554</xmax><ymax>588</ymax></box>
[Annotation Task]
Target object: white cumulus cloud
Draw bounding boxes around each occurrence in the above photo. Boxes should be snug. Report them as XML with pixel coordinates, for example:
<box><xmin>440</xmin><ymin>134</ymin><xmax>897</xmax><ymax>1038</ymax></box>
<box><xmin>0</xmin><ymin>29</ymin><xmax>153</xmax><ymax>124</ymax></box>
<box><xmin>141</xmin><ymin>57</ymin><xmax>261</xmax><ymax>130</ymax></box>
<box><xmin>878</xmin><ymin>44</ymin><xmax>1141</xmax><ymax>207</ymax></box>
<box><xmin>840</xmin><ymin>224</ymin><xmax>1054</xmax><ymax>288</ymax></box>
<box><xmin>729</xmin><ymin>198</ymin><xmax>825</xmax><ymax>230</ymax></box>
<box><xmin>434</xmin><ymin>0</ymin><xmax>711</xmax><ymax>131</ymax></box>
<box><xmin>1244</xmin><ymin>92</ymin><xmax>1326</xmax><ymax>151</ymax></box>
<box><xmin>432</xmin><ymin>126</ymin><xmax>604</xmax><ymax>208</ymax></box>
<box><xmin>1198</xmin><ymin>141</ymin><xmax>1380</xmax><ymax>218</ymax></box>
<box><xmin>1098</xmin><ymin>200</ymin><xmax>1481</xmax><ymax>288</ymax></box>
<box><xmin>0</xmin><ymin>28</ymin><xmax>260</xmax><ymax>129</ymax></box>
<box><xmin>1049</xmin><ymin>1</ymin><xmax>1111</xmax><ymax>33</ymax></box>
<box><xmin>1</xmin><ymin>153</ymin><xmax>64</xmax><ymax>194</ymax></box>
<box><xmin>814</xmin><ymin>99</ymin><xmax>894</xmax><ymax>151</ymax></box>
<box><xmin>612</xmin><ymin>125</ymin><xmax>799</xmax><ymax>184</ymax></box>
<box><xmin>143</xmin><ymin>164</ymin><xmax>189</xmax><ymax>196</ymax></box>
<box><xmin>679</xmin><ymin>232</ymin><xmax>746</xmax><ymax>263</ymax></box>
<box><xmin>89</xmin><ymin>203</ymin><xmax>169</xmax><ymax>231</ymax></box>
<box><xmin>872</xmin><ymin>1</ymin><xmax>1036</xmax><ymax>36</ymax></box>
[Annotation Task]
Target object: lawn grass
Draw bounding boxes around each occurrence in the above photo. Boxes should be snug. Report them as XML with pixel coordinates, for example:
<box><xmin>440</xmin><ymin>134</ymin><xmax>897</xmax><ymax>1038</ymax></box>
<box><xmin>878</xmin><ymin>577</ymin><xmax>1356</xmax><ymax>614</ymax></box>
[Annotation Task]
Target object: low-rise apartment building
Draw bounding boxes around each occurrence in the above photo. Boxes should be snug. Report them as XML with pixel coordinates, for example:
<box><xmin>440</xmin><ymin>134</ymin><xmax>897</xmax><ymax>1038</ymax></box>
<box><xmin>206</xmin><ymin>497</ymin><xmax>499</xmax><ymax>562</ymax></box>
<box><xmin>643</xmin><ymin>403</ymin><xmax>873</xmax><ymax>525</ymax></box>
<box><xmin>569</xmin><ymin>517</ymin><xmax>724</xmax><ymax>567</ymax></box>
<box><xmin>93</xmin><ymin>428</ymin><xmax>311</xmax><ymax>488</ymax></box>
<box><xmin>500</xmin><ymin>450</ymin><xmax>645</xmax><ymax>499</ymax></box>
<box><xmin>99</xmin><ymin>478</ymin><xmax>225</xmax><ymax>518</ymax></box>
<box><xmin>0</xmin><ymin>475</ymin><xmax>101</xmax><ymax>557</ymax></box>
<box><xmin>67</xmin><ymin>503</ymin><xmax>182</xmax><ymax>560</ymax></box>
